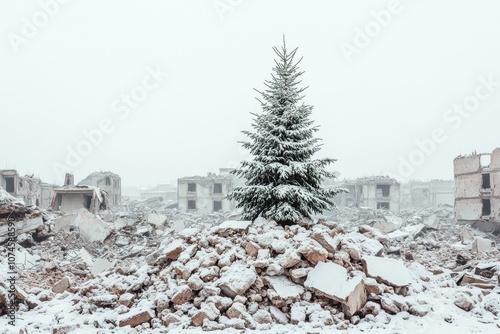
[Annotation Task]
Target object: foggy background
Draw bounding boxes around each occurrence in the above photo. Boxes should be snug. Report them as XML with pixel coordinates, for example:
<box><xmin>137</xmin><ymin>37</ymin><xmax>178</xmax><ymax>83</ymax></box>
<box><xmin>1</xmin><ymin>0</ymin><xmax>500</xmax><ymax>188</ymax></box>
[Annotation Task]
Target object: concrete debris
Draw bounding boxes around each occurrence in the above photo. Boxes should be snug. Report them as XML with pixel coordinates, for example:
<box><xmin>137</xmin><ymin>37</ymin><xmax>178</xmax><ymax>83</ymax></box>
<box><xmin>146</xmin><ymin>213</ymin><xmax>168</xmax><ymax>227</ymax></box>
<box><xmin>51</xmin><ymin>277</ymin><xmax>70</xmax><ymax>294</ymax></box>
<box><xmin>216</xmin><ymin>220</ymin><xmax>252</xmax><ymax>236</ymax></box>
<box><xmin>118</xmin><ymin>309</ymin><xmax>154</xmax><ymax>327</ymax></box>
<box><xmin>2</xmin><ymin>203</ymin><xmax>500</xmax><ymax>332</ymax></box>
<box><xmin>424</xmin><ymin>215</ymin><xmax>439</xmax><ymax>229</ymax></box>
<box><xmin>0</xmin><ymin>188</ymin><xmax>47</xmax><ymax>243</ymax></box>
<box><xmin>54</xmin><ymin>208</ymin><xmax>111</xmax><ymax>243</ymax></box>
<box><xmin>304</xmin><ymin>261</ymin><xmax>367</xmax><ymax>317</ymax></box>
<box><xmin>90</xmin><ymin>258</ymin><xmax>114</xmax><ymax>276</ymax></box>
<box><xmin>372</xmin><ymin>214</ymin><xmax>402</xmax><ymax>234</ymax></box>
<box><xmin>362</xmin><ymin>255</ymin><xmax>413</xmax><ymax>288</ymax></box>
<box><xmin>472</xmin><ymin>237</ymin><xmax>494</xmax><ymax>253</ymax></box>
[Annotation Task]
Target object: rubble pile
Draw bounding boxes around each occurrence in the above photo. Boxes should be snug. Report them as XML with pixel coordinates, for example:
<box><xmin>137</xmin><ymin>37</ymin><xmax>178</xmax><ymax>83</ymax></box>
<box><xmin>2</xmin><ymin>208</ymin><xmax>499</xmax><ymax>333</ymax></box>
<box><xmin>0</xmin><ymin>189</ymin><xmax>48</xmax><ymax>244</ymax></box>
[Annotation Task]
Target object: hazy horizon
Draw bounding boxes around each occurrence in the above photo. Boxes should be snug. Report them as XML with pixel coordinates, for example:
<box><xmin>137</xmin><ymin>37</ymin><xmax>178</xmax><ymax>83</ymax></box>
<box><xmin>2</xmin><ymin>0</ymin><xmax>500</xmax><ymax>187</ymax></box>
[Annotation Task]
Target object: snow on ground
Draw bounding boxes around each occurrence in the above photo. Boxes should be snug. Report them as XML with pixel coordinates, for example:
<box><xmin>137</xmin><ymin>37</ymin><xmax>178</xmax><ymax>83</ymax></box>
<box><xmin>1</xmin><ymin>205</ymin><xmax>499</xmax><ymax>333</ymax></box>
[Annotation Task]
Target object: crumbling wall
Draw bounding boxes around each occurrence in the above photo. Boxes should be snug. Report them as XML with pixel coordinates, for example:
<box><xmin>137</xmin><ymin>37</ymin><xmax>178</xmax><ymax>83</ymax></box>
<box><xmin>0</xmin><ymin>170</ymin><xmax>44</xmax><ymax>206</ymax></box>
<box><xmin>54</xmin><ymin>193</ymin><xmax>88</xmax><ymax>213</ymax></box>
<box><xmin>40</xmin><ymin>184</ymin><xmax>56</xmax><ymax>209</ymax></box>
<box><xmin>454</xmin><ymin>149</ymin><xmax>500</xmax><ymax>233</ymax></box>
<box><xmin>490</xmin><ymin>148</ymin><xmax>500</xmax><ymax>223</ymax></box>
<box><xmin>454</xmin><ymin>154</ymin><xmax>482</xmax><ymax>224</ymax></box>
<box><xmin>78</xmin><ymin>172</ymin><xmax>121</xmax><ymax>206</ymax></box>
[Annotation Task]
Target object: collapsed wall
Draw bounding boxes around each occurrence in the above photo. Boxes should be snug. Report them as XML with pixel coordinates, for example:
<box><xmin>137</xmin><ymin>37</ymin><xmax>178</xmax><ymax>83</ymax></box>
<box><xmin>454</xmin><ymin>148</ymin><xmax>500</xmax><ymax>233</ymax></box>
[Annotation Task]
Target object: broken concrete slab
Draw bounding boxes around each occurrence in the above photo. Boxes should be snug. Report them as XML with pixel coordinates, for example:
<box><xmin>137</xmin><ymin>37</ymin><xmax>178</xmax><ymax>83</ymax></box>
<box><xmin>304</xmin><ymin>262</ymin><xmax>367</xmax><ymax>317</ymax></box>
<box><xmin>147</xmin><ymin>213</ymin><xmax>168</xmax><ymax>227</ymax></box>
<box><xmin>54</xmin><ymin>208</ymin><xmax>111</xmax><ymax>243</ymax></box>
<box><xmin>472</xmin><ymin>237</ymin><xmax>494</xmax><ymax>253</ymax></box>
<box><xmin>362</xmin><ymin>255</ymin><xmax>413</xmax><ymax>288</ymax></box>
<box><xmin>0</xmin><ymin>217</ymin><xmax>44</xmax><ymax>243</ymax></box>
<box><xmin>52</xmin><ymin>277</ymin><xmax>70</xmax><ymax>294</ymax></box>
<box><xmin>216</xmin><ymin>220</ymin><xmax>252</xmax><ymax>236</ymax></box>
<box><xmin>458</xmin><ymin>272</ymin><xmax>497</xmax><ymax>288</ymax></box>
<box><xmin>91</xmin><ymin>258</ymin><xmax>114</xmax><ymax>276</ymax></box>
<box><xmin>118</xmin><ymin>308</ymin><xmax>154</xmax><ymax>327</ymax></box>
<box><xmin>79</xmin><ymin>248</ymin><xmax>94</xmax><ymax>267</ymax></box>
<box><xmin>263</xmin><ymin>275</ymin><xmax>304</xmax><ymax>300</ymax></box>
<box><xmin>423</xmin><ymin>215</ymin><xmax>439</xmax><ymax>229</ymax></box>
<box><xmin>460</xmin><ymin>227</ymin><xmax>475</xmax><ymax>244</ymax></box>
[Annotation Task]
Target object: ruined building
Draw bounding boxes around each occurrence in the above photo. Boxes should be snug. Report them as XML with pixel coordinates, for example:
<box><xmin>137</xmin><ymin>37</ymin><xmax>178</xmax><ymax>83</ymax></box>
<box><xmin>332</xmin><ymin>176</ymin><xmax>400</xmax><ymax>214</ymax></box>
<box><xmin>400</xmin><ymin>180</ymin><xmax>455</xmax><ymax>209</ymax></box>
<box><xmin>177</xmin><ymin>168</ymin><xmax>244</xmax><ymax>214</ymax></box>
<box><xmin>78</xmin><ymin>171</ymin><xmax>121</xmax><ymax>206</ymax></box>
<box><xmin>51</xmin><ymin>173</ymin><xmax>109</xmax><ymax>213</ymax></box>
<box><xmin>0</xmin><ymin>169</ymin><xmax>56</xmax><ymax>208</ymax></box>
<box><xmin>454</xmin><ymin>148</ymin><xmax>500</xmax><ymax>233</ymax></box>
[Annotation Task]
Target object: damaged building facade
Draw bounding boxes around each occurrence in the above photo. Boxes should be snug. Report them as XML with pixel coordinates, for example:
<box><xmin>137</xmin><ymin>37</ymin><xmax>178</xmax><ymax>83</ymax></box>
<box><xmin>400</xmin><ymin>180</ymin><xmax>455</xmax><ymax>209</ymax></box>
<box><xmin>332</xmin><ymin>176</ymin><xmax>400</xmax><ymax>214</ymax></box>
<box><xmin>0</xmin><ymin>169</ymin><xmax>56</xmax><ymax>208</ymax></box>
<box><xmin>178</xmin><ymin>168</ymin><xmax>244</xmax><ymax>214</ymax></box>
<box><xmin>454</xmin><ymin>148</ymin><xmax>500</xmax><ymax>233</ymax></box>
<box><xmin>50</xmin><ymin>174</ymin><xmax>109</xmax><ymax>213</ymax></box>
<box><xmin>78</xmin><ymin>171</ymin><xmax>121</xmax><ymax>206</ymax></box>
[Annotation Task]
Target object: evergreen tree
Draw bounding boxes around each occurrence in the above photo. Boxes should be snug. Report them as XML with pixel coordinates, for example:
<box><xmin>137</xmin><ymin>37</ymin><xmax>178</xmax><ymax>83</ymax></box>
<box><xmin>227</xmin><ymin>39</ymin><xmax>345</xmax><ymax>225</ymax></box>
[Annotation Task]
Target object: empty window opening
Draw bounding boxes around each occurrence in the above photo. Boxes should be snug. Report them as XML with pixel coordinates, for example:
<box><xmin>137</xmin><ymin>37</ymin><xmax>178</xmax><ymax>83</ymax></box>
<box><xmin>188</xmin><ymin>200</ymin><xmax>196</xmax><ymax>210</ymax></box>
<box><xmin>377</xmin><ymin>202</ymin><xmax>390</xmax><ymax>210</ymax></box>
<box><xmin>376</xmin><ymin>185</ymin><xmax>390</xmax><ymax>197</ymax></box>
<box><xmin>213</xmin><ymin>200</ymin><xmax>222</xmax><ymax>212</ymax></box>
<box><xmin>213</xmin><ymin>183</ymin><xmax>223</xmax><ymax>194</ymax></box>
<box><xmin>480</xmin><ymin>154</ymin><xmax>491</xmax><ymax>167</ymax></box>
<box><xmin>84</xmin><ymin>195</ymin><xmax>92</xmax><ymax>209</ymax></box>
<box><xmin>482</xmin><ymin>173</ymin><xmax>491</xmax><ymax>189</ymax></box>
<box><xmin>5</xmin><ymin>177</ymin><xmax>14</xmax><ymax>193</ymax></box>
<box><xmin>187</xmin><ymin>183</ymin><xmax>196</xmax><ymax>192</ymax></box>
<box><xmin>482</xmin><ymin>199</ymin><xmax>491</xmax><ymax>216</ymax></box>
<box><xmin>105</xmin><ymin>177</ymin><xmax>111</xmax><ymax>186</ymax></box>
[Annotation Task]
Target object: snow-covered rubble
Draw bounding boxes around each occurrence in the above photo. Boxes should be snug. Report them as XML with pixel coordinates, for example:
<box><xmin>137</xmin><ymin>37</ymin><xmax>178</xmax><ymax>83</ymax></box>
<box><xmin>0</xmin><ymin>204</ymin><xmax>499</xmax><ymax>333</ymax></box>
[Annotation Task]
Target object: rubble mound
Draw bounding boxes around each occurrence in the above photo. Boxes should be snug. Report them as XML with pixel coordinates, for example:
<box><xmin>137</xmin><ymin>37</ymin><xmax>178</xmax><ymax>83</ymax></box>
<box><xmin>0</xmin><ymin>189</ymin><xmax>47</xmax><ymax>245</ymax></box>
<box><xmin>2</xmin><ymin>206</ymin><xmax>500</xmax><ymax>333</ymax></box>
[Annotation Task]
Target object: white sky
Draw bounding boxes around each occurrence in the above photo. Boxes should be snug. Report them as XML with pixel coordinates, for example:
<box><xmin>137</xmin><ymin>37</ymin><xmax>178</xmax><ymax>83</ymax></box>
<box><xmin>1</xmin><ymin>0</ymin><xmax>500</xmax><ymax>187</ymax></box>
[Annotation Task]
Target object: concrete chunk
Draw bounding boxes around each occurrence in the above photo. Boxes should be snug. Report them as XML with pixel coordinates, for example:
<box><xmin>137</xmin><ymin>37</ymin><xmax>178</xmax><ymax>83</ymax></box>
<box><xmin>52</xmin><ymin>277</ymin><xmax>70</xmax><ymax>294</ymax></box>
<box><xmin>263</xmin><ymin>275</ymin><xmax>304</xmax><ymax>299</ymax></box>
<box><xmin>118</xmin><ymin>309</ymin><xmax>153</xmax><ymax>327</ymax></box>
<box><xmin>423</xmin><ymin>215</ymin><xmax>439</xmax><ymax>229</ymax></box>
<box><xmin>472</xmin><ymin>237</ymin><xmax>493</xmax><ymax>253</ymax></box>
<box><xmin>54</xmin><ymin>208</ymin><xmax>110</xmax><ymax>243</ymax></box>
<box><xmin>218</xmin><ymin>264</ymin><xmax>256</xmax><ymax>298</ymax></box>
<box><xmin>362</xmin><ymin>255</ymin><xmax>413</xmax><ymax>288</ymax></box>
<box><xmin>304</xmin><ymin>262</ymin><xmax>367</xmax><ymax>317</ymax></box>
<box><xmin>298</xmin><ymin>239</ymin><xmax>328</xmax><ymax>265</ymax></box>
<box><xmin>216</xmin><ymin>220</ymin><xmax>251</xmax><ymax>236</ymax></box>
<box><xmin>91</xmin><ymin>258</ymin><xmax>114</xmax><ymax>276</ymax></box>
